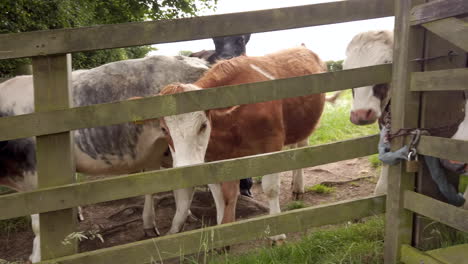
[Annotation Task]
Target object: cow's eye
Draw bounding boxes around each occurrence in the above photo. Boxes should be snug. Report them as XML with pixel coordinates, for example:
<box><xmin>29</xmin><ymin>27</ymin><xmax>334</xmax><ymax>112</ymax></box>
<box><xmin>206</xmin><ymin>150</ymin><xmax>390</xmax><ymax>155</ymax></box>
<box><xmin>161</xmin><ymin>127</ymin><xmax>168</xmax><ymax>135</ymax></box>
<box><xmin>199</xmin><ymin>122</ymin><xmax>207</xmax><ymax>133</ymax></box>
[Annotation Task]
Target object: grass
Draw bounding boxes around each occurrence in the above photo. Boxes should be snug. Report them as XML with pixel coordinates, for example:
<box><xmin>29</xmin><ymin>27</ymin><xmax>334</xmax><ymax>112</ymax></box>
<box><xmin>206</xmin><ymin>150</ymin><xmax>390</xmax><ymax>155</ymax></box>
<box><xmin>285</xmin><ymin>201</ymin><xmax>307</xmax><ymax>211</ymax></box>
<box><xmin>309</xmin><ymin>91</ymin><xmax>379</xmax><ymax>146</ymax></box>
<box><xmin>205</xmin><ymin>216</ymin><xmax>385</xmax><ymax>264</ymax></box>
<box><xmin>306</xmin><ymin>184</ymin><xmax>335</xmax><ymax>194</ymax></box>
<box><xmin>367</xmin><ymin>154</ymin><xmax>382</xmax><ymax>168</ymax></box>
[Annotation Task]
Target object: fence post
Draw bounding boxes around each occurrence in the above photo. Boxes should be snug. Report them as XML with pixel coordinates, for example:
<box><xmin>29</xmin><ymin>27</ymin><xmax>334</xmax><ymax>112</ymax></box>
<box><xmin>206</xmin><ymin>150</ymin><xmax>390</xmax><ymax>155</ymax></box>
<box><xmin>384</xmin><ymin>0</ymin><xmax>425</xmax><ymax>263</ymax></box>
<box><xmin>32</xmin><ymin>54</ymin><xmax>77</xmax><ymax>259</ymax></box>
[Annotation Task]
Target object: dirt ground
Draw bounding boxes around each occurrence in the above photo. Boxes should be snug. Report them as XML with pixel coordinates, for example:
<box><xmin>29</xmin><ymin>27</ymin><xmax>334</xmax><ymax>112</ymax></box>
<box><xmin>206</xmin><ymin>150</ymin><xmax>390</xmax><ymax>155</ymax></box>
<box><xmin>0</xmin><ymin>157</ymin><xmax>379</xmax><ymax>263</ymax></box>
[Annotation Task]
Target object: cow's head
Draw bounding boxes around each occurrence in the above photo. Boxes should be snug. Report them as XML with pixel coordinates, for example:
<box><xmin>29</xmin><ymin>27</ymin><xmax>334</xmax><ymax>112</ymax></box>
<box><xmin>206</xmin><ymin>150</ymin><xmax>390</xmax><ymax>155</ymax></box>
<box><xmin>212</xmin><ymin>34</ymin><xmax>251</xmax><ymax>62</ymax></box>
<box><xmin>343</xmin><ymin>30</ymin><xmax>393</xmax><ymax>125</ymax></box>
<box><xmin>158</xmin><ymin>83</ymin><xmax>231</xmax><ymax>167</ymax></box>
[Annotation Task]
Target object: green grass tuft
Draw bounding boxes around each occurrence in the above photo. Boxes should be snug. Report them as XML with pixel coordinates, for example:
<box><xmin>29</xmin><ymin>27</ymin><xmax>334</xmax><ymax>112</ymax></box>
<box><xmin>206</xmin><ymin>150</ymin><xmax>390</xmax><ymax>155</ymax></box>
<box><xmin>285</xmin><ymin>201</ymin><xmax>307</xmax><ymax>211</ymax></box>
<box><xmin>368</xmin><ymin>154</ymin><xmax>382</xmax><ymax>168</ymax></box>
<box><xmin>307</xmin><ymin>184</ymin><xmax>335</xmax><ymax>194</ymax></box>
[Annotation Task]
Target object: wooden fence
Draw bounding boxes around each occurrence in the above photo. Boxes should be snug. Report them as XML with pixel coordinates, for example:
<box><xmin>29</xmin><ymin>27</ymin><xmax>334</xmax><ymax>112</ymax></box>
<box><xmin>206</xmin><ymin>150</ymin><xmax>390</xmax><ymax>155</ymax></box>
<box><xmin>388</xmin><ymin>0</ymin><xmax>468</xmax><ymax>263</ymax></box>
<box><xmin>0</xmin><ymin>0</ymin><xmax>466</xmax><ymax>263</ymax></box>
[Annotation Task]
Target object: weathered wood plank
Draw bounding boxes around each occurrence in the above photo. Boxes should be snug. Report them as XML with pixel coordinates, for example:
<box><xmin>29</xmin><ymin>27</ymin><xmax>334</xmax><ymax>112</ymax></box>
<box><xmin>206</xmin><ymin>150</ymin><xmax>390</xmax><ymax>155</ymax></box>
<box><xmin>411</xmin><ymin>68</ymin><xmax>468</xmax><ymax>91</ymax></box>
<box><xmin>418</xmin><ymin>136</ymin><xmax>468</xmax><ymax>163</ymax></box>
<box><xmin>0</xmin><ymin>0</ymin><xmax>393</xmax><ymax>60</ymax></box>
<box><xmin>411</xmin><ymin>0</ymin><xmax>468</xmax><ymax>25</ymax></box>
<box><xmin>32</xmin><ymin>54</ymin><xmax>77</xmax><ymax>259</ymax></box>
<box><xmin>0</xmin><ymin>135</ymin><xmax>378</xmax><ymax>220</ymax></box>
<box><xmin>0</xmin><ymin>64</ymin><xmax>392</xmax><ymax>141</ymax></box>
<box><xmin>384</xmin><ymin>0</ymin><xmax>424</xmax><ymax>262</ymax></box>
<box><xmin>427</xmin><ymin>244</ymin><xmax>468</xmax><ymax>264</ymax></box>
<box><xmin>38</xmin><ymin>195</ymin><xmax>385</xmax><ymax>264</ymax></box>
<box><xmin>404</xmin><ymin>191</ymin><xmax>468</xmax><ymax>233</ymax></box>
<box><xmin>400</xmin><ymin>245</ymin><xmax>446</xmax><ymax>264</ymax></box>
<box><xmin>423</xmin><ymin>18</ymin><xmax>468</xmax><ymax>52</ymax></box>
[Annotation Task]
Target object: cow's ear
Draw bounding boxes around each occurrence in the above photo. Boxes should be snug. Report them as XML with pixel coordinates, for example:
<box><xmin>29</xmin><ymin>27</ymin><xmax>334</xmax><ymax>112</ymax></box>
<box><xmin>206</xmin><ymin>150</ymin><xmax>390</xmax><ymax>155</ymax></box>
<box><xmin>244</xmin><ymin>34</ymin><xmax>251</xmax><ymax>44</ymax></box>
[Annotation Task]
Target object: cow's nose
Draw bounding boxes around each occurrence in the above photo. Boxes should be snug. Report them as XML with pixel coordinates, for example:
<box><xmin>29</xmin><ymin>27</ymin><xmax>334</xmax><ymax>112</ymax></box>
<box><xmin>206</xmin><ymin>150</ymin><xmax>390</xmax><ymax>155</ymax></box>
<box><xmin>350</xmin><ymin>109</ymin><xmax>377</xmax><ymax>125</ymax></box>
<box><xmin>218</xmin><ymin>53</ymin><xmax>234</xmax><ymax>60</ymax></box>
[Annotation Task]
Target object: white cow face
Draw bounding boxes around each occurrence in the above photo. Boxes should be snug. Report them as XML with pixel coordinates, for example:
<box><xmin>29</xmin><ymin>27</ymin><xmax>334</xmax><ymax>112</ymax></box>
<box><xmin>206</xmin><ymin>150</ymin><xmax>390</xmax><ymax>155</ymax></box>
<box><xmin>161</xmin><ymin>110</ymin><xmax>211</xmax><ymax>168</ymax></box>
<box><xmin>343</xmin><ymin>30</ymin><xmax>393</xmax><ymax>125</ymax></box>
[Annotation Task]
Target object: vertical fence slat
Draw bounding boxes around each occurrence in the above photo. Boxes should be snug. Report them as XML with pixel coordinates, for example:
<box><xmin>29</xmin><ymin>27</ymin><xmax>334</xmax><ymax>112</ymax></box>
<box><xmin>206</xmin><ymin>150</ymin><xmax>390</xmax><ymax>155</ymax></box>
<box><xmin>384</xmin><ymin>0</ymin><xmax>424</xmax><ymax>262</ymax></box>
<box><xmin>32</xmin><ymin>54</ymin><xmax>77</xmax><ymax>259</ymax></box>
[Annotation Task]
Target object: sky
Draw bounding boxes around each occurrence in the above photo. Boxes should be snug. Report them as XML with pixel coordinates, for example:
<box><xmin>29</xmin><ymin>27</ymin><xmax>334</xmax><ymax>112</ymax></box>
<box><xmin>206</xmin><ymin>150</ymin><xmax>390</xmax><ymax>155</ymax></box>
<box><xmin>150</xmin><ymin>0</ymin><xmax>394</xmax><ymax>61</ymax></box>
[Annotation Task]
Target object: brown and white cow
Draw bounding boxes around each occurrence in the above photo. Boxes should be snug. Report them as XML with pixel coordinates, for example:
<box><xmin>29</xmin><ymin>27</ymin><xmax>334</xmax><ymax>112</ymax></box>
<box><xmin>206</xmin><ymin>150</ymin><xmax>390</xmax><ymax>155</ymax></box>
<box><xmin>158</xmin><ymin>46</ymin><xmax>327</xmax><ymax>241</ymax></box>
<box><xmin>343</xmin><ymin>30</ymin><xmax>393</xmax><ymax>195</ymax></box>
<box><xmin>343</xmin><ymin>30</ymin><xmax>468</xmax><ymax>208</ymax></box>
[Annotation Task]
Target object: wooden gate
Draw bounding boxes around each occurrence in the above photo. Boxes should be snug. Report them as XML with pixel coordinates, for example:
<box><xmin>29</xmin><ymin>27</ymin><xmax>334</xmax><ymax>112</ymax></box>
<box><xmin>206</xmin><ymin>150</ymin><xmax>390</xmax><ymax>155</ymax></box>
<box><xmin>386</xmin><ymin>0</ymin><xmax>468</xmax><ymax>263</ymax></box>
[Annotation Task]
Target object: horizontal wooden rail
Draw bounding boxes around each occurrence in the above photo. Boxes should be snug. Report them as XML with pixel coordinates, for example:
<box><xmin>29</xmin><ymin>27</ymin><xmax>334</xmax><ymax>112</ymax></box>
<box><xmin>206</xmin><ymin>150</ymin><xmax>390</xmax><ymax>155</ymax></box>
<box><xmin>410</xmin><ymin>0</ymin><xmax>468</xmax><ymax>25</ymax></box>
<box><xmin>426</xmin><ymin>244</ymin><xmax>468</xmax><ymax>264</ymax></box>
<box><xmin>0</xmin><ymin>0</ymin><xmax>393</xmax><ymax>60</ymax></box>
<box><xmin>404</xmin><ymin>191</ymin><xmax>468</xmax><ymax>233</ymax></box>
<box><xmin>401</xmin><ymin>245</ymin><xmax>445</xmax><ymax>264</ymax></box>
<box><xmin>417</xmin><ymin>136</ymin><xmax>468</xmax><ymax>163</ymax></box>
<box><xmin>0</xmin><ymin>135</ymin><xmax>379</xmax><ymax>220</ymax></box>
<box><xmin>422</xmin><ymin>18</ymin><xmax>468</xmax><ymax>52</ymax></box>
<box><xmin>39</xmin><ymin>195</ymin><xmax>385</xmax><ymax>264</ymax></box>
<box><xmin>411</xmin><ymin>68</ymin><xmax>468</xmax><ymax>91</ymax></box>
<box><xmin>0</xmin><ymin>64</ymin><xmax>392</xmax><ymax>141</ymax></box>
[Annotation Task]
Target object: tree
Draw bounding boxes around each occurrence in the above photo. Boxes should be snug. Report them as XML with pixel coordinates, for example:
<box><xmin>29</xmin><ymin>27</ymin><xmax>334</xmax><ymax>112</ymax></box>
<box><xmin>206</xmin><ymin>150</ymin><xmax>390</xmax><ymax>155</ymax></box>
<box><xmin>178</xmin><ymin>50</ymin><xmax>193</xmax><ymax>56</ymax></box>
<box><xmin>0</xmin><ymin>0</ymin><xmax>217</xmax><ymax>77</ymax></box>
<box><xmin>325</xmin><ymin>60</ymin><xmax>344</xmax><ymax>72</ymax></box>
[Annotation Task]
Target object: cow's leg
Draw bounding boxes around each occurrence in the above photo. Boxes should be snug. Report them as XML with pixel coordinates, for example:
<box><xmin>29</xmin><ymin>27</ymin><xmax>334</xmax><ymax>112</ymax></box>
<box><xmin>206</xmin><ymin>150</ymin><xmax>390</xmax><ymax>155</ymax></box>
<box><xmin>221</xmin><ymin>181</ymin><xmax>239</xmax><ymax>224</ymax></box>
<box><xmin>292</xmin><ymin>138</ymin><xmax>308</xmax><ymax>200</ymax></box>
<box><xmin>167</xmin><ymin>187</ymin><xmax>195</xmax><ymax>234</ymax></box>
<box><xmin>262</xmin><ymin>173</ymin><xmax>286</xmax><ymax>242</ymax></box>
<box><xmin>143</xmin><ymin>194</ymin><xmax>160</xmax><ymax>237</ymax></box>
<box><xmin>208</xmin><ymin>183</ymin><xmax>225</xmax><ymax>225</ymax></box>
<box><xmin>29</xmin><ymin>214</ymin><xmax>41</xmax><ymax>263</ymax></box>
<box><xmin>374</xmin><ymin>164</ymin><xmax>389</xmax><ymax>195</ymax></box>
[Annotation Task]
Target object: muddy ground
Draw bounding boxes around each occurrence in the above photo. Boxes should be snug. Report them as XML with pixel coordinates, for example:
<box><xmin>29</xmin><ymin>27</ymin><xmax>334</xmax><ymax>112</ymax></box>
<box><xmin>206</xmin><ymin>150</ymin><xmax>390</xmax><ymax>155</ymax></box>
<box><xmin>0</xmin><ymin>157</ymin><xmax>379</xmax><ymax>263</ymax></box>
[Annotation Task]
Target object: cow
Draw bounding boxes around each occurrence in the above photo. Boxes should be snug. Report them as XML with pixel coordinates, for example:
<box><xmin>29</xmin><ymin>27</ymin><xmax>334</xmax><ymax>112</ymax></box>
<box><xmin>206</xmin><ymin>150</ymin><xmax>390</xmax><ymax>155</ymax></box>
<box><xmin>343</xmin><ymin>30</ymin><xmax>393</xmax><ymax>196</ymax></box>
<box><xmin>158</xmin><ymin>46</ymin><xmax>327</xmax><ymax>242</ymax></box>
<box><xmin>343</xmin><ymin>30</ymin><xmax>468</xmax><ymax>208</ymax></box>
<box><xmin>189</xmin><ymin>34</ymin><xmax>258</xmax><ymax>198</ymax></box>
<box><xmin>190</xmin><ymin>34</ymin><xmax>251</xmax><ymax>64</ymax></box>
<box><xmin>0</xmin><ymin>55</ymin><xmax>210</xmax><ymax>263</ymax></box>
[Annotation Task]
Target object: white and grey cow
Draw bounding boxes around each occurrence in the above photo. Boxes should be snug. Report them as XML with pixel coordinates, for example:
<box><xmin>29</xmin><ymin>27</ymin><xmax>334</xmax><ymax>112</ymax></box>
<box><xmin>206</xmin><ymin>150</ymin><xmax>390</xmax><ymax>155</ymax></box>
<box><xmin>343</xmin><ymin>30</ymin><xmax>468</xmax><ymax>208</ymax></box>
<box><xmin>0</xmin><ymin>55</ymin><xmax>209</xmax><ymax>262</ymax></box>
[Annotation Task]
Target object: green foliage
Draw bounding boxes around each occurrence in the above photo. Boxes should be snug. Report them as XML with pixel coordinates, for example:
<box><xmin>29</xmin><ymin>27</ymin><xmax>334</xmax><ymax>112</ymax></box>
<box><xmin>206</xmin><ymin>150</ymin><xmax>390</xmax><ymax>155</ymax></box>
<box><xmin>285</xmin><ymin>201</ymin><xmax>307</xmax><ymax>211</ymax></box>
<box><xmin>206</xmin><ymin>216</ymin><xmax>385</xmax><ymax>264</ymax></box>
<box><xmin>179</xmin><ymin>50</ymin><xmax>194</xmax><ymax>56</ymax></box>
<box><xmin>0</xmin><ymin>0</ymin><xmax>216</xmax><ymax>76</ymax></box>
<box><xmin>0</xmin><ymin>217</ymin><xmax>30</xmax><ymax>235</ymax></box>
<box><xmin>307</xmin><ymin>184</ymin><xmax>335</xmax><ymax>194</ymax></box>
<box><xmin>459</xmin><ymin>175</ymin><xmax>468</xmax><ymax>193</ymax></box>
<box><xmin>326</xmin><ymin>60</ymin><xmax>344</xmax><ymax>72</ymax></box>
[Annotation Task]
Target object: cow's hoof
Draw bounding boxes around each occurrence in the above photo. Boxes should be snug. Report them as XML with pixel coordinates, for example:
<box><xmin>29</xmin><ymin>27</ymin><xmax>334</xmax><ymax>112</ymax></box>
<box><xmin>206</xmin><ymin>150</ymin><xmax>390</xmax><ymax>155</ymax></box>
<box><xmin>187</xmin><ymin>211</ymin><xmax>200</xmax><ymax>223</ymax></box>
<box><xmin>144</xmin><ymin>227</ymin><xmax>161</xmax><ymax>238</ymax></box>
<box><xmin>292</xmin><ymin>192</ymin><xmax>304</xmax><ymax>201</ymax></box>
